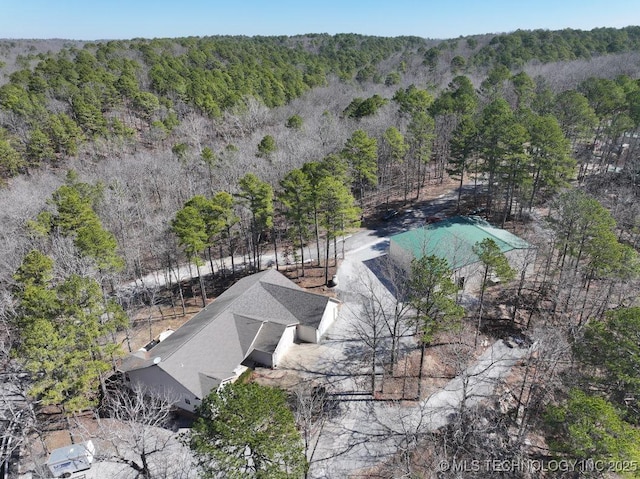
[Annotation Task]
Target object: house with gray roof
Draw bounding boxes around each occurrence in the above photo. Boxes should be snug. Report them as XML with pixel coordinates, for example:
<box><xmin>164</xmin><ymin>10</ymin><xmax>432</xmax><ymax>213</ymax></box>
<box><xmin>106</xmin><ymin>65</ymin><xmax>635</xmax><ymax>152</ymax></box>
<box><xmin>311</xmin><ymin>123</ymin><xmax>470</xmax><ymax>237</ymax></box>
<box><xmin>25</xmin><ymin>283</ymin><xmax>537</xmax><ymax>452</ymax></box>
<box><xmin>389</xmin><ymin>216</ymin><xmax>535</xmax><ymax>292</ymax></box>
<box><xmin>120</xmin><ymin>269</ymin><xmax>340</xmax><ymax>412</ymax></box>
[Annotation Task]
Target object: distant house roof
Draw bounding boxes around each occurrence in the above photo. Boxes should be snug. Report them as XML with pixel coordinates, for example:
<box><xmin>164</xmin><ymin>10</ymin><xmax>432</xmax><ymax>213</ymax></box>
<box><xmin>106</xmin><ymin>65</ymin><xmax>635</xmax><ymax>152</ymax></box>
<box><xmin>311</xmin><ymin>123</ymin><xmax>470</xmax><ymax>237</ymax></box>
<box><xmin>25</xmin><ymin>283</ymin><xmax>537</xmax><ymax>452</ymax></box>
<box><xmin>390</xmin><ymin>216</ymin><xmax>532</xmax><ymax>270</ymax></box>
<box><xmin>120</xmin><ymin>269</ymin><xmax>334</xmax><ymax>399</ymax></box>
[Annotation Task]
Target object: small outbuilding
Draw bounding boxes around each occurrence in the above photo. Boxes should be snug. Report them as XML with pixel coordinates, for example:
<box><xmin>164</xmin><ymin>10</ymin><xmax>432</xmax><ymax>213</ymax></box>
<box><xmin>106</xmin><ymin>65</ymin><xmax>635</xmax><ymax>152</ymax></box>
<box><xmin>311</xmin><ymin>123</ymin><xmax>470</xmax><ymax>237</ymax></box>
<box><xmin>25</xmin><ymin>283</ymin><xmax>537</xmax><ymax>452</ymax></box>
<box><xmin>389</xmin><ymin>216</ymin><xmax>535</xmax><ymax>292</ymax></box>
<box><xmin>46</xmin><ymin>440</ymin><xmax>95</xmax><ymax>478</ymax></box>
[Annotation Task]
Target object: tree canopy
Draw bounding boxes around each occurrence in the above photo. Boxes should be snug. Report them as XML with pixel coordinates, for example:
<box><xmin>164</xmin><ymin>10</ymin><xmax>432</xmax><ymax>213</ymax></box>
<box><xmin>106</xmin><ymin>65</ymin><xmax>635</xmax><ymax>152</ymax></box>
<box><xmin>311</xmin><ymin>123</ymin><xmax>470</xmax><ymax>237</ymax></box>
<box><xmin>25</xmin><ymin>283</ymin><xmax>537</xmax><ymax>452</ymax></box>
<box><xmin>546</xmin><ymin>389</ymin><xmax>640</xmax><ymax>465</ymax></box>
<box><xmin>575</xmin><ymin>307</ymin><xmax>640</xmax><ymax>420</ymax></box>
<box><xmin>12</xmin><ymin>251</ymin><xmax>126</xmax><ymax>412</ymax></box>
<box><xmin>189</xmin><ymin>381</ymin><xmax>306</xmax><ymax>479</ymax></box>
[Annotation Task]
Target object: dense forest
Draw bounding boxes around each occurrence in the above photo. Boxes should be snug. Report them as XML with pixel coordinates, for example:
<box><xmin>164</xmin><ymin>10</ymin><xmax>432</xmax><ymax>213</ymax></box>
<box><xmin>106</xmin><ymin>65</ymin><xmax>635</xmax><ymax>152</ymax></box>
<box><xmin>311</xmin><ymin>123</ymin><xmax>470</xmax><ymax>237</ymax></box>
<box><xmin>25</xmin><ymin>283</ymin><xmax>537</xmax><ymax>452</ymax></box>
<box><xmin>2</xmin><ymin>25</ymin><xmax>640</xmax><ymax>478</ymax></box>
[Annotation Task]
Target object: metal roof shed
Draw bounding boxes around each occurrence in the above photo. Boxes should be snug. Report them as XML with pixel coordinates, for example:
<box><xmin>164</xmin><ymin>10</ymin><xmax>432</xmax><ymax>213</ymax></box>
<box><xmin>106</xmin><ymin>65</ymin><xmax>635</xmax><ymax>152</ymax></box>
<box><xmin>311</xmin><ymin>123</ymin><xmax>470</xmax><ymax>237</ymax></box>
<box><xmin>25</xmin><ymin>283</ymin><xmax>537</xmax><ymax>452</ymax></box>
<box><xmin>389</xmin><ymin>216</ymin><xmax>534</xmax><ymax>292</ymax></box>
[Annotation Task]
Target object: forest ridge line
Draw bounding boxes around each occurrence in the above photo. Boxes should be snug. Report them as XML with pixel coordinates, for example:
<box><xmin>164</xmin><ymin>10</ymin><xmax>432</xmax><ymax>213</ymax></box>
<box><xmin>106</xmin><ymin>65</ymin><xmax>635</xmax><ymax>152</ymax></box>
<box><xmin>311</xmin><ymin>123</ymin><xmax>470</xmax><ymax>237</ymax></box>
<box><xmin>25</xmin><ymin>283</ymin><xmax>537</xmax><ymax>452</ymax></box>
<box><xmin>1</xmin><ymin>23</ymin><xmax>640</xmax><ymax>479</ymax></box>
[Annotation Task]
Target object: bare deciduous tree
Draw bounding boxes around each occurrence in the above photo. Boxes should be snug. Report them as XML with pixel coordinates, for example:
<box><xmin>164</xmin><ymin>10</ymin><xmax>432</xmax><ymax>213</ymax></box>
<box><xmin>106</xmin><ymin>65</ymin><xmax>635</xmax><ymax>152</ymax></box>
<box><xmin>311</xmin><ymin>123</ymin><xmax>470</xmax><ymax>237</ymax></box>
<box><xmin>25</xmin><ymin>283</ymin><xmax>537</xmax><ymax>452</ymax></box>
<box><xmin>290</xmin><ymin>382</ymin><xmax>339</xmax><ymax>478</ymax></box>
<box><xmin>80</xmin><ymin>382</ymin><xmax>194</xmax><ymax>479</ymax></box>
<box><xmin>352</xmin><ymin>258</ymin><xmax>414</xmax><ymax>394</ymax></box>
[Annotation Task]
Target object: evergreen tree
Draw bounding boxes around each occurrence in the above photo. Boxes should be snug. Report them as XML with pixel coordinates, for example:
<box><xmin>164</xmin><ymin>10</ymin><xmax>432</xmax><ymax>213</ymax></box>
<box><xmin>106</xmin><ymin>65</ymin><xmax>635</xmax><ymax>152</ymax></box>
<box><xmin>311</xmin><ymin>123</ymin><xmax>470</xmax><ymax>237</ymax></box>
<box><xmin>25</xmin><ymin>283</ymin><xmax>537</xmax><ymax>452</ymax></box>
<box><xmin>408</xmin><ymin>255</ymin><xmax>464</xmax><ymax>395</ymax></box>
<box><xmin>525</xmin><ymin>113</ymin><xmax>574</xmax><ymax>209</ymax></box>
<box><xmin>574</xmin><ymin>307</ymin><xmax>640</xmax><ymax>417</ymax></box>
<box><xmin>37</xmin><ymin>174</ymin><xmax>124</xmax><ymax>273</ymax></box>
<box><xmin>496</xmin><ymin>118</ymin><xmax>529</xmax><ymax>226</ymax></box>
<box><xmin>318</xmin><ymin>175</ymin><xmax>360</xmax><ymax>284</ymax></box>
<box><xmin>279</xmin><ymin>169</ymin><xmax>313</xmax><ymax>276</ymax></box>
<box><xmin>211</xmin><ymin>191</ymin><xmax>240</xmax><ymax>278</ymax></box>
<box><xmin>511</xmin><ymin>71</ymin><xmax>536</xmax><ymax>109</ymax></box>
<box><xmin>300</xmin><ymin>157</ymin><xmax>350</xmax><ymax>268</ymax></box>
<box><xmin>237</xmin><ymin>173</ymin><xmax>274</xmax><ymax>271</ymax></box>
<box><xmin>552</xmin><ymin>90</ymin><xmax>597</xmax><ymax>145</ymax></box>
<box><xmin>12</xmin><ymin>251</ymin><xmax>126</xmax><ymax>412</ymax></box>
<box><xmin>407</xmin><ymin>111</ymin><xmax>435</xmax><ymax>199</ymax></box>
<box><xmin>285</xmin><ymin>114</ymin><xmax>303</xmax><ymax>130</ymax></box>
<box><xmin>381</xmin><ymin>126</ymin><xmax>408</xmax><ymax>193</ymax></box>
<box><xmin>448</xmin><ymin>115</ymin><xmax>478</xmax><ymax>212</ymax></box>
<box><xmin>257</xmin><ymin>135</ymin><xmax>277</xmax><ymax>158</ymax></box>
<box><xmin>472</xmin><ymin>238</ymin><xmax>515</xmax><ymax>344</ymax></box>
<box><xmin>393</xmin><ymin>84</ymin><xmax>434</xmax><ymax>117</ymax></box>
<box><xmin>171</xmin><ymin>204</ymin><xmax>209</xmax><ymax>306</ymax></box>
<box><xmin>341</xmin><ymin>129</ymin><xmax>378</xmax><ymax>202</ymax></box>
<box><xmin>477</xmin><ymin>99</ymin><xmax>519</xmax><ymax>216</ymax></box>
<box><xmin>190</xmin><ymin>382</ymin><xmax>306</xmax><ymax>479</ymax></box>
<box><xmin>0</xmin><ymin>131</ymin><xmax>23</xmax><ymax>180</ymax></box>
<box><xmin>545</xmin><ymin>389</ymin><xmax>640</xmax><ymax>464</ymax></box>
<box><xmin>200</xmin><ymin>146</ymin><xmax>217</xmax><ymax>192</ymax></box>
<box><xmin>25</xmin><ymin>128</ymin><xmax>56</xmax><ymax>168</ymax></box>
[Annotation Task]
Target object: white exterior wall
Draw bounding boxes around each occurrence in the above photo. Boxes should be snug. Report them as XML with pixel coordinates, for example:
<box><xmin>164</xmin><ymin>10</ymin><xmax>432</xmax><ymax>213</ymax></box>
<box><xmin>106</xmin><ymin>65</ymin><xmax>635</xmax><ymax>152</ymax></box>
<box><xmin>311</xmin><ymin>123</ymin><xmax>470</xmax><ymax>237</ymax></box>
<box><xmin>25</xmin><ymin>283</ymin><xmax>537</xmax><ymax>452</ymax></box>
<box><xmin>505</xmin><ymin>248</ymin><xmax>536</xmax><ymax>276</ymax></box>
<box><xmin>248</xmin><ymin>349</ymin><xmax>273</xmax><ymax>367</ymax></box>
<box><xmin>296</xmin><ymin>299</ymin><xmax>340</xmax><ymax>343</ymax></box>
<box><xmin>297</xmin><ymin>324</ymin><xmax>318</xmax><ymax>343</ymax></box>
<box><xmin>389</xmin><ymin>240</ymin><xmax>413</xmax><ymax>273</ymax></box>
<box><xmin>453</xmin><ymin>261</ymin><xmax>484</xmax><ymax>293</ymax></box>
<box><xmin>272</xmin><ymin>325</ymin><xmax>296</xmax><ymax>367</ymax></box>
<box><xmin>219</xmin><ymin>374</ymin><xmax>240</xmax><ymax>389</ymax></box>
<box><xmin>127</xmin><ymin>366</ymin><xmax>200</xmax><ymax>413</ymax></box>
<box><xmin>317</xmin><ymin>299</ymin><xmax>340</xmax><ymax>339</ymax></box>
<box><xmin>454</xmin><ymin>248</ymin><xmax>536</xmax><ymax>293</ymax></box>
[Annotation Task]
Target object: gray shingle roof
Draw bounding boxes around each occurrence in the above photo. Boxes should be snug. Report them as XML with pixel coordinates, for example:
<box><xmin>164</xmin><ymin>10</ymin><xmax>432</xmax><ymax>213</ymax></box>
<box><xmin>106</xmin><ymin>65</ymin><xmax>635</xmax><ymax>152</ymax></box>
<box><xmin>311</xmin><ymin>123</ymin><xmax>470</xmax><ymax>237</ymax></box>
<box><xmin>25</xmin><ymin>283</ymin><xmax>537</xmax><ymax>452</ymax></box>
<box><xmin>251</xmin><ymin>321</ymin><xmax>288</xmax><ymax>353</ymax></box>
<box><xmin>233</xmin><ymin>314</ymin><xmax>265</xmax><ymax>355</ymax></box>
<box><xmin>120</xmin><ymin>269</ymin><xmax>332</xmax><ymax>399</ymax></box>
<box><xmin>261</xmin><ymin>282</ymin><xmax>331</xmax><ymax>327</ymax></box>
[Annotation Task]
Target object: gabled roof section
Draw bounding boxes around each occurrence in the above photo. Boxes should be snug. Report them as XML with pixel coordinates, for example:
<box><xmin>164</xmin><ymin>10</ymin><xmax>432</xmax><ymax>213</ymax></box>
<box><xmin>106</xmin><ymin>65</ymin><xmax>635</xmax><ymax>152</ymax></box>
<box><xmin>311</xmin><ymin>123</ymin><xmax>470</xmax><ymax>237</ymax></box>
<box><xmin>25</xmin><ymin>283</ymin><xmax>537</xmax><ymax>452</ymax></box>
<box><xmin>120</xmin><ymin>269</ymin><xmax>335</xmax><ymax>400</ymax></box>
<box><xmin>233</xmin><ymin>313</ymin><xmax>266</xmax><ymax>355</ymax></box>
<box><xmin>251</xmin><ymin>322</ymin><xmax>288</xmax><ymax>354</ymax></box>
<box><xmin>198</xmin><ymin>373</ymin><xmax>221</xmax><ymax>398</ymax></box>
<box><xmin>390</xmin><ymin>216</ymin><xmax>532</xmax><ymax>270</ymax></box>
<box><xmin>261</xmin><ymin>282</ymin><xmax>331</xmax><ymax>327</ymax></box>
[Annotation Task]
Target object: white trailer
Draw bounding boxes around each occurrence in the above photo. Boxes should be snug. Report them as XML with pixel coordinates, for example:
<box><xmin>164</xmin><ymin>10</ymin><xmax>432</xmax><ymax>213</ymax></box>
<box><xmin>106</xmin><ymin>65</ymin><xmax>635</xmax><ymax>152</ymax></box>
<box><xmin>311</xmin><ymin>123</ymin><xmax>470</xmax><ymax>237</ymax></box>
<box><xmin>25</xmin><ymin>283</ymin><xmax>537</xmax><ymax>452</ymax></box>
<box><xmin>46</xmin><ymin>440</ymin><xmax>95</xmax><ymax>478</ymax></box>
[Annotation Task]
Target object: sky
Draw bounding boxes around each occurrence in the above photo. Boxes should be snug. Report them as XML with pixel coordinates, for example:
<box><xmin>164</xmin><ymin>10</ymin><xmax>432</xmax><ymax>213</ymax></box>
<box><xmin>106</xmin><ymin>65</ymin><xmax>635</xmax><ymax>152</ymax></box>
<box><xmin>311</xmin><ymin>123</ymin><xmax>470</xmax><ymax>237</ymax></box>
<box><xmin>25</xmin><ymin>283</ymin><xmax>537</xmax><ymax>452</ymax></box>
<box><xmin>2</xmin><ymin>0</ymin><xmax>640</xmax><ymax>41</ymax></box>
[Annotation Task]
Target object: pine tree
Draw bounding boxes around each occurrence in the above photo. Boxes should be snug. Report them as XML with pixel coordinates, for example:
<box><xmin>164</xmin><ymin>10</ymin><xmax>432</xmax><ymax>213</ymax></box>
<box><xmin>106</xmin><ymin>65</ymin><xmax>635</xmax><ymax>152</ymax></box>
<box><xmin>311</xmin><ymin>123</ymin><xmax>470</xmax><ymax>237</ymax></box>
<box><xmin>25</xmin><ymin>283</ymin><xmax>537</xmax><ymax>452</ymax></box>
<box><xmin>472</xmin><ymin>238</ymin><xmax>515</xmax><ymax>344</ymax></box>
<box><xmin>13</xmin><ymin>251</ymin><xmax>126</xmax><ymax>412</ymax></box>
<box><xmin>279</xmin><ymin>169</ymin><xmax>313</xmax><ymax>276</ymax></box>
<box><xmin>318</xmin><ymin>176</ymin><xmax>360</xmax><ymax>284</ymax></box>
<box><xmin>341</xmin><ymin>129</ymin><xmax>378</xmax><ymax>202</ymax></box>
<box><xmin>190</xmin><ymin>382</ymin><xmax>306</xmax><ymax>478</ymax></box>
<box><xmin>408</xmin><ymin>255</ymin><xmax>464</xmax><ymax>395</ymax></box>
<box><xmin>171</xmin><ymin>204</ymin><xmax>209</xmax><ymax>306</ymax></box>
<box><xmin>237</xmin><ymin>173</ymin><xmax>274</xmax><ymax>271</ymax></box>
<box><xmin>448</xmin><ymin>115</ymin><xmax>478</xmax><ymax>212</ymax></box>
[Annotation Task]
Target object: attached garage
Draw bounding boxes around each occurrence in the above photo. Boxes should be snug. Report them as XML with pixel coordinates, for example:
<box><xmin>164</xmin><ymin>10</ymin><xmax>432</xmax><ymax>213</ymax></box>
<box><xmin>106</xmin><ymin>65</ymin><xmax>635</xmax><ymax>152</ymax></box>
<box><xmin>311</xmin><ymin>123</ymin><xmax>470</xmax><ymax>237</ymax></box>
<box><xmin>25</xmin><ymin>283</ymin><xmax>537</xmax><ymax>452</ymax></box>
<box><xmin>120</xmin><ymin>269</ymin><xmax>340</xmax><ymax>412</ymax></box>
<box><xmin>297</xmin><ymin>297</ymin><xmax>340</xmax><ymax>343</ymax></box>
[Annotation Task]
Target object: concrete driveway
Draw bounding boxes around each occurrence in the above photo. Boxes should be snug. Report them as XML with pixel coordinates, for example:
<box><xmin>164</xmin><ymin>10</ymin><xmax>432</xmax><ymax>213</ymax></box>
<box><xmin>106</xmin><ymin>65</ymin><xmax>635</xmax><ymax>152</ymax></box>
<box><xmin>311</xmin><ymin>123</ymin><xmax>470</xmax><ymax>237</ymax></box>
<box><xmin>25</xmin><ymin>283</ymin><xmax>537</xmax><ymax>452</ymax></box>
<box><xmin>276</xmin><ymin>233</ymin><xmax>531</xmax><ymax>478</ymax></box>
